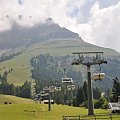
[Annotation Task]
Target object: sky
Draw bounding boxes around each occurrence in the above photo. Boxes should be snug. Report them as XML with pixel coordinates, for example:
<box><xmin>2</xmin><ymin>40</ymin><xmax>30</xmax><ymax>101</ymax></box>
<box><xmin>0</xmin><ymin>0</ymin><xmax>120</xmax><ymax>52</ymax></box>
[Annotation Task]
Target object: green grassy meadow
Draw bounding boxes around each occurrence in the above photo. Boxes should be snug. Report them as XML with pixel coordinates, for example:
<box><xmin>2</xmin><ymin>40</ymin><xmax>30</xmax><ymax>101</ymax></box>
<box><xmin>0</xmin><ymin>39</ymin><xmax>119</xmax><ymax>85</ymax></box>
<box><xmin>0</xmin><ymin>95</ymin><xmax>120</xmax><ymax>120</ymax></box>
<box><xmin>0</xmin><ymin>103</ymin><xmax>120</xmax><ymax>120</ymax></box>
<box><xmin>0</xmin><ymin>94</ymin><xmax>33</xmax><ymax>104</ymax></box>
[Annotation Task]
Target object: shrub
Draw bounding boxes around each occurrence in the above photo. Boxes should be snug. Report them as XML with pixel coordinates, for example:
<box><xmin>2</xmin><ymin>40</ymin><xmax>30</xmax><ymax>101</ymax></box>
<box><xmin>4</xmin><ymin>101</ymin><xmax>8</xmax><ymax>104</ymax></box>
<box><xmin>81</xmin><ymin>101</ymin><xmax>88</xmax><ymax>108</ymax></box>
<box><xmin>101</xmin><ymin>100</ymin><xmax>108</xmax><ymax>109</ymax></box>
<box><xmin>94</xmin><ymin>97</ymin><xmax>107</xmax><ymax>109</ymax></box>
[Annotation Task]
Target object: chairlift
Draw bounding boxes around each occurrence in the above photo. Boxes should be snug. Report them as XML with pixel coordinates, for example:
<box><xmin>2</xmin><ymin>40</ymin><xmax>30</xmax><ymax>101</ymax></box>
<box><xmin>49</xmin><ymin>86</ymin><xmax>56</xmax><ymax>89</ymax></box>
<box><xmin>62</xmin><ymin>68</ymin><xmax>73</xmax><ymax>84</ymax></box>
<box><xmin>92</xmin><ymin>73</ymin><xmax>105</xmax><ymax>80</ymax></box>
<box><xmin>43</xmin><ymin>87</ymin><xmax>50</xmax><ymax>93</ymax></box>
<box><xmin>55</xmin><ymin>87</ymin><xmax>61</xmax><ymax>91</ymax></box>
<box><xmin>67</xmin><ymin>85</ymin><xmax>75</xmax><ymax>90</ymax></box>
<box><xmin>40</xmin><ymin>91</ymin><xmax>47</xmax><ymax>96</ymax></box>
<box><xmin>62</xmin><ymin>77</ymin><xmax>73</xmax><ymax>83</ymax></box>
<box><xmin>40</xmin><ymin>93</ymin><xmax>49</xmax><ymax>97</ymax></box>
<box><xmin>49</xmin><ymin>86</ymin><xmax>56</xmax><ymax>92</ymax></box>
<box><xmin>43</xmin><ymin>87</ymin><xmax>49</xmax><ymax>91</ymax></box>
<box><xmin>33</xmin><ymin>94</ymin><xmax>41</xmax><ymax>101</ymax></box>
<box><xmin>92</xmin><ymin>63</ymin><xmax>105</xmax><ymax>80</ymax></box>
<box><xmin>41</xmin><ymin>99</ymin><xmax>54</xmax><ymax>104</ymax></box>
<box><xmin>40</xmin><ymin>90</ymin><xmax>46</xmax><ymax>94</ymax></box>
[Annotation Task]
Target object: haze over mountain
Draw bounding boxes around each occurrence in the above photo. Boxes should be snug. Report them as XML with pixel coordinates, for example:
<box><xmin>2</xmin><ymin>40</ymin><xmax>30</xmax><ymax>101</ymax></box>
<box><xmin>0</xmin><ymin>18</ymin><xmax>79</xmax><ymax>49</ymax></box>
<box><xmin>0</xmin><ymin>0</ymin><xmax>120</xmax><ymax>52</ymax></box>
<box><xmin>0</xmin><ymin>17</ymin><xmax>119</xmax><ymax>57</ymax></box>
<box><xmin>0</xmin><ymin>17</ymin><xmax>119</xmax><ymax>88</ymax></box>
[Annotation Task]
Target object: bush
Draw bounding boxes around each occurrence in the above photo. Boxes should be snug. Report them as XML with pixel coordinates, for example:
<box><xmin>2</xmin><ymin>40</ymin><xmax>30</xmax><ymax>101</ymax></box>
<box><xmin>4</xmin><ymin>101</ymin><xmax>8</xmax><ymax>104</ymax></box>
<box><xmin>94</xmin><ymin>100</ymin><xmax>101</xmax><ymax>109</ymax></box>
<box><xmin>81</xmin><ymin>101</ymin><xmax>88</xmax><ymax>108</ymax></box>
<box><xmin>101</xmin><ymin>100</ymin><xmax>108</xmax><ymax>109</ymax></box>
<box><xmin>94</xmin><ymin>97</ymin><xmax>107</xmax><ymax>109</ymax></box>
<box><xmin>72</xmin><ymin>99</ymin><xmax>79</xmax><ymax>107</ymax></box>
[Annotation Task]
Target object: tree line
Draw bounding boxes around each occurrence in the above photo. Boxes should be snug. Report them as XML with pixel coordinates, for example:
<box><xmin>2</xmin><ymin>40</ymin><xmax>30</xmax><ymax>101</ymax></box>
<box><xmin>30</xmin><ymin>54</ymin><xmax>83</xmax><ymax>92</ymax></box>
<box><xmin>0</xmin><ymin>52</ymin><xmax>22</xmax><ymax>63</ymax></box>
<box><xmin>30</xmin><ymin>54</ymin><xmax>105</xmax><ymax>107</ymax></box>
<box><xmin>0</xmin><ymin>53</ymin><xmax>120</xmax><ymax>108</ymax></box>
<box><xmin>0</xmin><ymin>72</ymin><xmax>31</xmax><ymax>98</ymax></box>
<box><xmin>30</xmin><ymin>54</ymin><xmax>120</xmax><ymax>108</ymax></box>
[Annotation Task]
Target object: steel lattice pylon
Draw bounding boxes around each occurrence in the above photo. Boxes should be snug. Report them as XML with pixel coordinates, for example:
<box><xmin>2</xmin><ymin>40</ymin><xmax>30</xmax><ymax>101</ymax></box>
<box><xmin>71</xmin><ymin>52</ymin><xmax>107</xmax><ymax>115</ymax></box>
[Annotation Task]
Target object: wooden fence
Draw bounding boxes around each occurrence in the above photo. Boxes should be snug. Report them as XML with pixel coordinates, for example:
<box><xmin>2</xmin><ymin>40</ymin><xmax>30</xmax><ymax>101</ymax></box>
<box><xmin>63</xmin><ymin>114</ymin><xmax>113</xmax><ymax>120</ymax></box>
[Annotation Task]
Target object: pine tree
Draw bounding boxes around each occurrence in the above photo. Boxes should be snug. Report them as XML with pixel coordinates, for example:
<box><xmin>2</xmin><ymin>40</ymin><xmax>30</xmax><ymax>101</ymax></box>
<box><xmin>9</xmin><ymin>83</ymin><xmax>16</xmax><ymax>95</ymax></box>
<box><xmin>111</xmin><ymin>77</ymin><xmax>120</xmax><ymax>102</ymax></box>
<box><xmin>55</xmin><ymin>91</ymin><xmax>64</xmax><ymax>104</ymax></box>
<box><xmin>83</xmin><ymin>81</ymin><xmax>88</xmax><ymax>101</ymax></box>
<box><xmin>20</xmin><ymin>81</ymin><xmax>31</xmax><ymax>98</ymax></box>
<box><xmin>73</xmin><ymin>87</ymin><xmax>85</xmax><ymax>107</ymax></box>
<box><xmin>93</xmin><ymin>87</ymin><xmax>101</xmax><ymax>99</ymax></box>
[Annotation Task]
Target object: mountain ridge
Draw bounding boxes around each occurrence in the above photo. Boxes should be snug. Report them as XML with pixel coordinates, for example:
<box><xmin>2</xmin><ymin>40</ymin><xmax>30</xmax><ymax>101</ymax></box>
<box><xmin>0</xmin><ymin>19</ymin><xmax>119</xmax><ymax>85</ymax></box>
<box><xmin>0</xmin><ymin>19</ymin><xmax>119</xmax><ymax>57</ymax></box>
<box><xmin>0</xmin><ymin>20</ymin><xmax>80</xmax><ymax>50</ymax></box>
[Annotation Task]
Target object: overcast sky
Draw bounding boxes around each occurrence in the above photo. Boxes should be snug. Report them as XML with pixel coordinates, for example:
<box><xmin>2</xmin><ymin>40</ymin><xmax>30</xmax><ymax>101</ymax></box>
<box><xmin>0</xmin><ymin>0</ymin><xmax>120</xmax><ymax>52</ymax></box>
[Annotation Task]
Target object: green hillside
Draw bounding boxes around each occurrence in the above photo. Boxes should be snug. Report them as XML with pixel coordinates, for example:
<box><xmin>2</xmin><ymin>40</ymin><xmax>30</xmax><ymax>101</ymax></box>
<box><xmin>26</xmin><ymin>39</ymin><xmax>119</xmax><ymax>56</ymax></box>
<box><xmin>0</xmin><ymin>103</ymin><xmax>119</xmax><ymax>120</ymax></box>
<box><xmin>0</xmin><ymin>94</ymin><xmax>33</xmax><ymax>104</ymax></box>
<box><xmin>0</xmin><ymin>39</ymin><xmax>119</xmax><ymax>85</ymax></box>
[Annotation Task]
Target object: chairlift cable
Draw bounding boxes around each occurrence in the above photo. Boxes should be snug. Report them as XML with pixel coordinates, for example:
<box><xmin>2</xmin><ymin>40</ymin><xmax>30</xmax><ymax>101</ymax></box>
<box><xmin>105</xmin><ymin>74</ymin><xmax>116</xmax><ymax>80</ymax></box>
<box><xmin>107</xmin><ymin>60</ymin><xmax>120</xmax><ymax>65</ymax></box>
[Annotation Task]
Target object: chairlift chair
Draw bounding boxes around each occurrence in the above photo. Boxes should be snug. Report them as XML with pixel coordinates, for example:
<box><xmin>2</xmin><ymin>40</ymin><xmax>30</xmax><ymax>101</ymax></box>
<box><xmin>43</xmin><ymin>87</ymin><xmax>49</xmax><ymax>90</ymax></box>
<box><xmin>92</xmin><ymin>62</ymin><xmax>105</xmax><ymax>80</ymax></box>
<box><xmin>67</xmin><ymin>85</ymin><xmax>75</xmax><ymax>90</ymax></box>
<box><xmin>42</xmin><ymin>99</ymin><xmax>54</xmax><ymax>104</ymax></box>
<box><xmin>62</xmin><ymin>68</ymin><xmax>73</xmax><ymax>84</ymax></box>
<box><xmin>62</xmin><ymin>77</ymin><xmax>73</xmax><ymax>84</ymax></box>
<box><xmin>40</xmin><ymin>90</ymin><xmax>45</xmax><ymax>94</ymax></box>
<box><xmin>55</xmin><ymin>87</ymin><xmax>61</xmax><ymax>91</ymax></box>
<box><xmin>49</xmin><ymin>86</ymin><xmax>56</xmax><ymax>92</ymax></box>
<box><xmin>92</xmin><ymin>73</ymin><xmax>105</xmax><ymax>80</ymax></box>
<box><xmin>40</xmin><ymin>93</ymin><xmax>49</xmax><ymax>97</ymax></box>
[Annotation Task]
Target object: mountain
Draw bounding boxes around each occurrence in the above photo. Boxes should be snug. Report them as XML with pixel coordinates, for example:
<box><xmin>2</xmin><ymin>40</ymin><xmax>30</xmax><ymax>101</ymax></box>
<box><xmin>0</xmin><ymin>18</ymin><xmax>80</xmax><ymax>50</ymax></box>
<box><xmin>0</xmin><ymin>17</ymin><xmax>119</xmax><ymax>57</ymax></box>
<box><xmin>0</xmin><ymin>18</ymin><xmax>120</xmax><ymax>85</ymax></box>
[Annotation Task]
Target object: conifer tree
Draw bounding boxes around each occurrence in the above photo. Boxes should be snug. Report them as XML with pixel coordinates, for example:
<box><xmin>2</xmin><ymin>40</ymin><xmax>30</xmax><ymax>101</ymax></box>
<box><xmin>112</xmin><ymin>77</ymin><xmax>120</xmax><ymax>102</ymax></box>
<box><xmin>93</xmin><ymin>87</ymin><xmax>101</xmax><ymax>99</ymax></box>
<box><xmin>83</xmin><ymin>81</ymin><xmax>88</xmax><ymax>101</ymax></box>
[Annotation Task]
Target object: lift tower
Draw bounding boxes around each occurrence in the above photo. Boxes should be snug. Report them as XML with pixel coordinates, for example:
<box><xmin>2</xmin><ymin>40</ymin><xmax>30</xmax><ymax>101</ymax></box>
<box><xmin>71</xmin><ymin>52</ymin><xmax>107</xmax><ymax>115</ymax></box>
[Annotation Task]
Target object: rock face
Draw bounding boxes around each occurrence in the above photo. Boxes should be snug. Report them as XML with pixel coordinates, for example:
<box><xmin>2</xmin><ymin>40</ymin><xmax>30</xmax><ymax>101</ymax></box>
<box><xmin>0</xmin><ymin>19</ymin><xmax>80</xmax><ymax>50</ymax></box>
<box><xmin>0</xmin><ymin>18</ymin><xmax>119</xmax><ymax>56</ymax></box>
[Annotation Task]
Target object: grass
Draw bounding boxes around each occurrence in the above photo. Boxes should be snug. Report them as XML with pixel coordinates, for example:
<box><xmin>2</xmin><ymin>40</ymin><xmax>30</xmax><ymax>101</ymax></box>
<box><xmin>0</xmin><ymin>103</ymin><xmax>120</xmax><ymax>120</ymax></box>
<box><xmin>0</xmin><ymin>53</ymin><xmax>33</xmax><ymax>85</ymax></box>
<box><xmin>0</xmin><ymin>39</ymin><xmax>119</xmax><ymax>85</ymax></box>
<box><xmin>0</xmin><ymin>94</ymin><xmax>119</xmax><ymax>120</ymax></box>
<box><xmin>0</xmin><ymin>94</ymin><xmax>33</xmax><ymax>104</ymax></box>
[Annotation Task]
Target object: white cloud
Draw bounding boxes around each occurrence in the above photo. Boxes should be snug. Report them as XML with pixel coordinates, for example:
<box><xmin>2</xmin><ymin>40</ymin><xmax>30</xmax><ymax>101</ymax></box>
<box><xmin>0</xmin><ymin>0</ymin><xmax>120</xmax><ymax>52</ymax></box>
<box><xmin>0</xmin><ymin>0</ymin><xmax>85</xmax><ymax>30</ymax></box>
<box><xmin>61</xmin><ymin>1</ymin><xmax>120</xmax><ymax>52</ymax></box>
<box><xmin>78</xmin><ymin>1</ymin><xmax>120</xmax><ymax>52</ymax></box>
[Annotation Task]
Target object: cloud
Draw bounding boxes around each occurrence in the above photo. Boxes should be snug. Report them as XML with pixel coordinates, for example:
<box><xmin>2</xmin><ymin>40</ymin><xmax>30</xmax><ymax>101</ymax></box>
<box><xmin>0</xmin><ymin>0</ymin><xmax>86</xmax><ymax>29</ymax></box>
<box><xmin>59</xmin><ymin>1</ymin><xmax>120</xmax><ymax>52</ymax></box>
<box><xmin>0</xmin><ymin>0</ymin><xmax>120</xmax><ymax>52</ymax></box>
<box><xmin>77</xmin><ymin>1</ymin><xmax>120</xmax><ymax>52</ymax></box>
